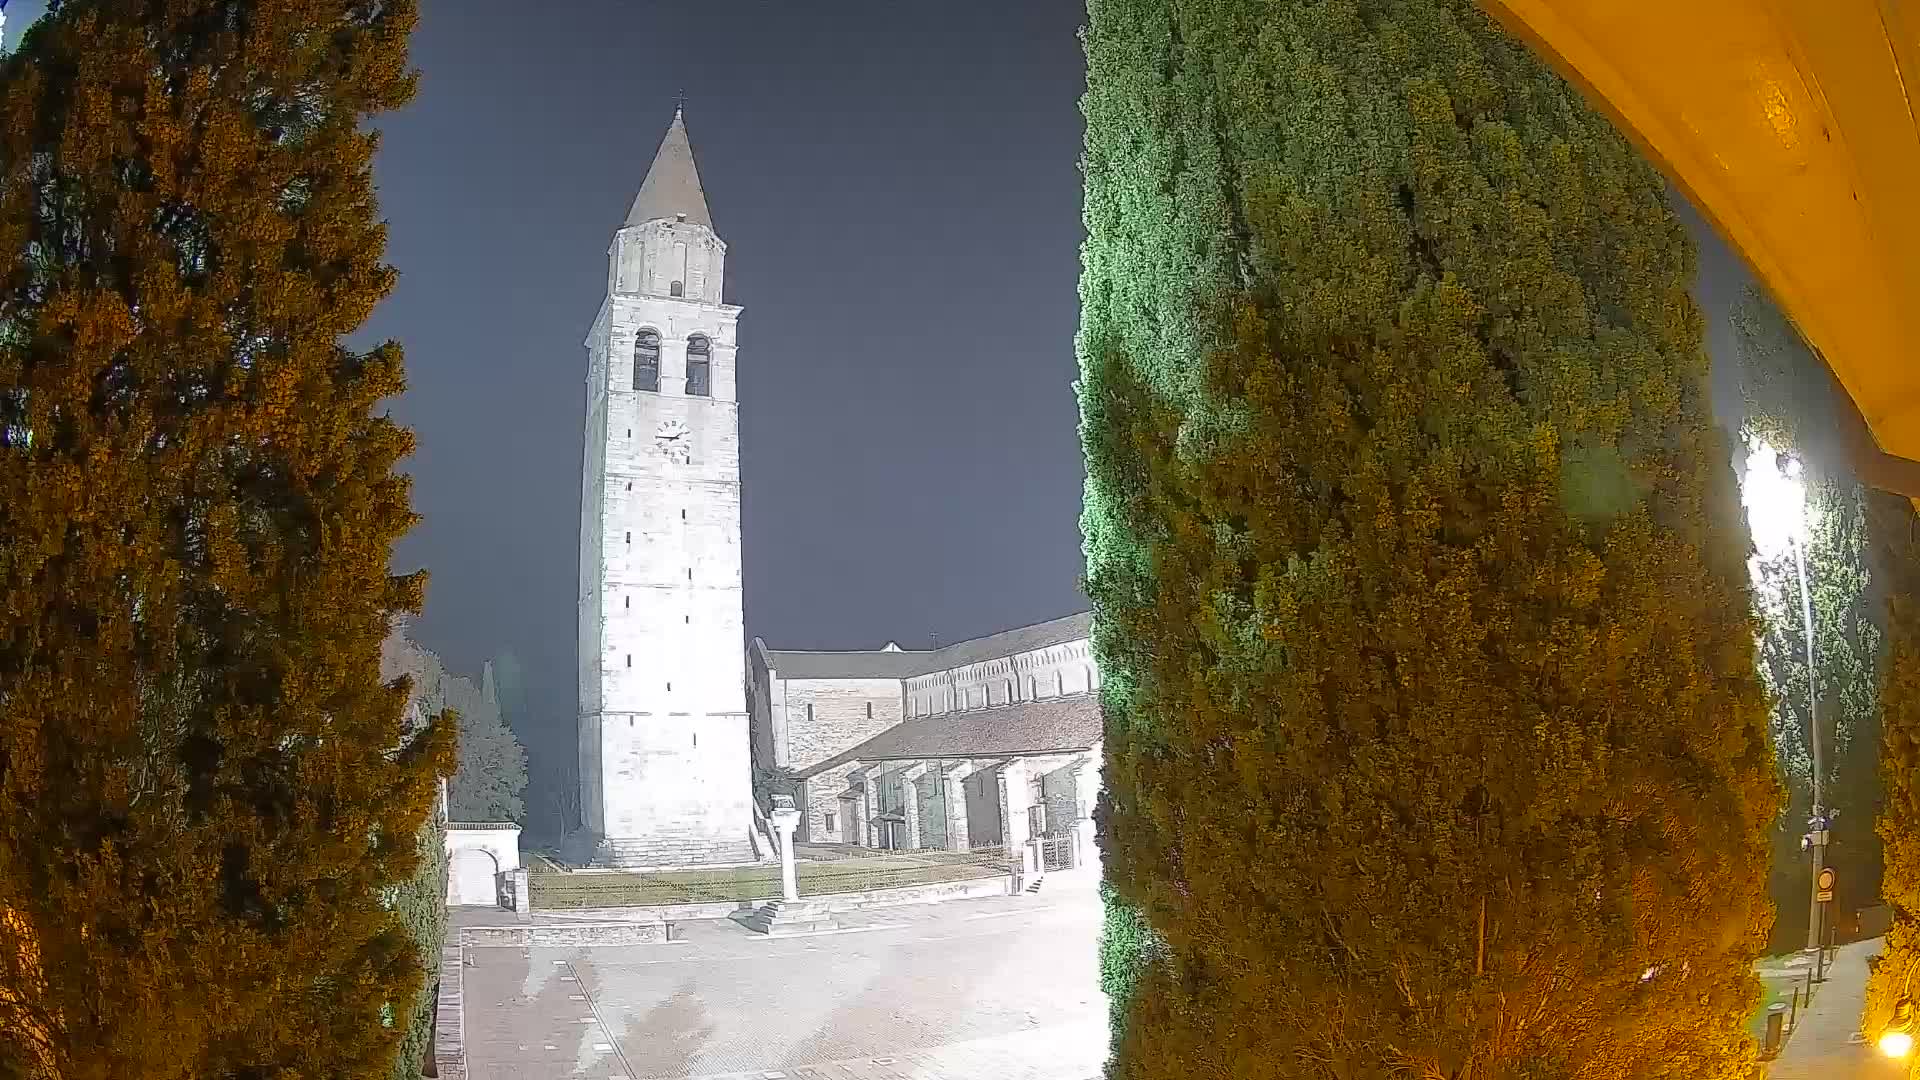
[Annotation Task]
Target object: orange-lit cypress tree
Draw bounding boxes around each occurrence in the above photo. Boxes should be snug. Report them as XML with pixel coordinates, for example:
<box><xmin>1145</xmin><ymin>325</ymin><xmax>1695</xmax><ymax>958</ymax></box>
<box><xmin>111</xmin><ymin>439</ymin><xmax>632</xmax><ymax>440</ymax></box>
<box><xmin>0</xmin><ymin>3</ymin><xmax>452</xmax><ymax>1077</ymax></box>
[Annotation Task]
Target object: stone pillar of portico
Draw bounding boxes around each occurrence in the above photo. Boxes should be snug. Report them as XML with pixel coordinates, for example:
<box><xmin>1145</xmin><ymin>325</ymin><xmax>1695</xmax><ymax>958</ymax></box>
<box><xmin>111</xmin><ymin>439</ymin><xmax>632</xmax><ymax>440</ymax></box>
<box><xmin>1072</xmin><ymin>753</ymin><xmax>1101</xmax><ymax>872</ymax></box>
<box><xmin>771</xmin><ymin>797</ymin><xmax>801</xmax><ymax>903</ymax></box>
<box><xmin>997</xmin><ymin>760</ymin><xmax>1035</xmax><ymax>882</ymax></box>
<box><xmin>900</xmin><ymin>763</ymin><xmax>928</xmax><ymax>850</ymax></box>
<box><xmin>859</xmin><ymin>769</ymin><xmax>879</xmax><ymax>849</ymax></box>
<box><xmin>943</xmin><ymin>763</ymin><xmax>973</xmax><ymax>852</ymax></box>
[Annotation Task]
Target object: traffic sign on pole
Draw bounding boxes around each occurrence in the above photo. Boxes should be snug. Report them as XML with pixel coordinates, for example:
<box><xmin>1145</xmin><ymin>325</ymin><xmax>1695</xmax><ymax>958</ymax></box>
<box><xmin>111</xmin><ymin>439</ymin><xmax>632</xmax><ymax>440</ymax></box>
<box><xmin>1816</xmin><ymin>866</ymin><xmax>1836</xmax><ymax>903</ymax></box>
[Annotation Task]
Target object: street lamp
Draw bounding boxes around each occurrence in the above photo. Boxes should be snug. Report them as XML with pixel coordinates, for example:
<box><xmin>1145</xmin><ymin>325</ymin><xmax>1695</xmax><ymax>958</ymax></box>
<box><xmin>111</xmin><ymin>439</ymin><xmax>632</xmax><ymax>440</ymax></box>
<box><xmin>1740</xmin><ymin>438</ymin><xmax>1827</xmax><ymax>953</ymax></box>
<box><xmin>1880</xmin><ymin>959</ymin><xmax>1920</xmax><ymax>1058</ymax></box>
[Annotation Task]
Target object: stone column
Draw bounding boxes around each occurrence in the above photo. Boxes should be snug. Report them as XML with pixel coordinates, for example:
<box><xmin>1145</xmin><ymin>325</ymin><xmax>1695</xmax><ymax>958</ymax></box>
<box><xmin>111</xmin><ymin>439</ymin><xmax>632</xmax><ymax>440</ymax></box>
<box><xmin>943</xmin><ymin>763</ymin><xmax>973</xmax><ymax>852</ymax></box>
<box><xmin>1072</xmin><ymin>754</ymin><xmax>1101</xmax><ymax>872</ymax></box>
<box><xmin>900</xmin><ymin>763</ymin><xmax>928</xmax><ymax>850</ymax></box>
<box><xmin>771</xmin><ymin>798</ymin><xmax>801</xmax><ymax>903</ymax></box>
<box><xmin>860</xmin><ymin>769</ymin><xmax>879</xmax><ymax>849</ymax></box>
<box><xmin>997</xmin><ymin>760</ymin><xmax>1035</xmax><ymax>882</ymax></box>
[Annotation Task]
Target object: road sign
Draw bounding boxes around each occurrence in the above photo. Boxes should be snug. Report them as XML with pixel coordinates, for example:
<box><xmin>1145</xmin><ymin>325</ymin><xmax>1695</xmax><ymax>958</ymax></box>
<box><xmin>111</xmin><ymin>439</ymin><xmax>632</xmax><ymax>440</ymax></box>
<box><xmin>1816</xmin><ymin>866</ymin><xmax>1836</xmax><ymax>902</ymax></box>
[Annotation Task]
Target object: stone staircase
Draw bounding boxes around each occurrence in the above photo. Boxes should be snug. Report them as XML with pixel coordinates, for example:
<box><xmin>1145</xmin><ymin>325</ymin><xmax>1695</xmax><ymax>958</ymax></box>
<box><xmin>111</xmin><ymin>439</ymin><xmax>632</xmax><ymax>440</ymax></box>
<box><xmin>731</xmin><ymin>899</ymin><xmax>840</xmax><ymax>936</ymax></box>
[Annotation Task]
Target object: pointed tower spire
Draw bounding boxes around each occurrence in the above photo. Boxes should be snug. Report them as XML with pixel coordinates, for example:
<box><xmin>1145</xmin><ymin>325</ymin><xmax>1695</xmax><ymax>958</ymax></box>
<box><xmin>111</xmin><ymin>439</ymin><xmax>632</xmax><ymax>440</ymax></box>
<box><xmin>625</xmin><ymin>106</ymin><xmax>712</xmax><ymax>229</ymax></box>
<box><xmin>481</xmin><ymin>659</ymin><xmax>498</xmax><ymax>706</ymax></box>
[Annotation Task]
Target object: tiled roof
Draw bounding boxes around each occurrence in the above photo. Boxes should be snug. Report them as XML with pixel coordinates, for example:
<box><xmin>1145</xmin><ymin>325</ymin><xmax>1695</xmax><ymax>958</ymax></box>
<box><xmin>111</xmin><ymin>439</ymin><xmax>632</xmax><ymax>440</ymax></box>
<box><xmin>763</xmin><ymin>611</ymin><xmax>1092</xmax><ymax>682</ymax></box>
<box><xmin>798</xmin><ymin>693</ymin><xmax>1102</xmax><ymax>778</ymax></box>
<box><xmin>758</xmin><ymin>648</ymin><xmax>930</xmax><ymax>681</ymax></box>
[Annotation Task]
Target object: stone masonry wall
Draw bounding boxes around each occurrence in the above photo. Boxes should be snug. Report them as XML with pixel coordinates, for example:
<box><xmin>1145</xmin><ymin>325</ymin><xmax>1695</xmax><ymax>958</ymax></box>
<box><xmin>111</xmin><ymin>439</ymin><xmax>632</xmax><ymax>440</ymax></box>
<box><xmin>779</xmin><ymin>677</ymin><xmax>902</xmax><ymax>840</ymax></box>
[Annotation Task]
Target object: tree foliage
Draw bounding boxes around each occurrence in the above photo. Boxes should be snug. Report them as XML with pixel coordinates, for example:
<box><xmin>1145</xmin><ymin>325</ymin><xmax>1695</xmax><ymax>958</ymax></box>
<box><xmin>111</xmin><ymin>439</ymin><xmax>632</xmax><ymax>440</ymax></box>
<box><xmin>383</xmin><ymin>746</ymin><xmax>447</xmax><ymax>1080</ymax></box>
<box><xmin>382</xmin><ymin>624</ymin><xmax>527</xmax><ymax>823</ymax></box>
<box><xmin>1076</xmin><ymin>0</ymin><xmax>1778</xmax><ymax>1076</ymax></box>
<box><xmin>0</xmin><ymin>2</ymin><xmax>452</xmax><ymax>1077</ymax></box>
<box><xmin>1863</xmin><ymin>492</ymin><xmax>1920</xmax><ymax>1041</ymax></box>
<box><xmin>1730</xmin><ymin>284</ymin><xmax>1884</xmax><ymax>947</ymax></box>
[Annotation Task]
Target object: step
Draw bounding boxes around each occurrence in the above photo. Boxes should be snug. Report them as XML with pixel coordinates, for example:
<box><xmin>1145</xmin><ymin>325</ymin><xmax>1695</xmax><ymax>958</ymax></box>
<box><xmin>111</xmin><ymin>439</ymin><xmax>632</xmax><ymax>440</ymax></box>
<box><xmin>731</xmin><ymin>900</ymin><xmax>841</xmax><ymax>936</ymax></box>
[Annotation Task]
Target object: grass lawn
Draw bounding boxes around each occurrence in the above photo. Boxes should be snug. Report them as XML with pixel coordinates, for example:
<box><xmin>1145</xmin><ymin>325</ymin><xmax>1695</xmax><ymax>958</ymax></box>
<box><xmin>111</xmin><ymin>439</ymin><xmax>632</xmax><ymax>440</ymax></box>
<box><xmin>530</xmin><ymin>848</ymin><xmax>1009</xmax><ymax>908</ymax></box>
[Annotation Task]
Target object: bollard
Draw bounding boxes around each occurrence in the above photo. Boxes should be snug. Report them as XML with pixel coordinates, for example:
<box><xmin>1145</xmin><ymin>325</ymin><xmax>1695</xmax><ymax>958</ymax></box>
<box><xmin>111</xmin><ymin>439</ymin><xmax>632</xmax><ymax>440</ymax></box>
<box><xmin>1789</xmin><ymin>986</ymin><xmax>1800</xmax><ymax>1031</ymax></box>
<box><xmin>1764</xmin><ymin>1002</ymin><xmax>1788</xmax><ymax>1056</ymax></box>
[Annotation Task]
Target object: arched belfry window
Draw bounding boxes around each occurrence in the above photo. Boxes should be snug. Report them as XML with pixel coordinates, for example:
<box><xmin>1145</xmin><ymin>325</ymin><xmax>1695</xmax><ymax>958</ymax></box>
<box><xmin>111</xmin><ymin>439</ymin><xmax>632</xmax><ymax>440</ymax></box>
<box><xmin>686</xmin><ymin>335</ymin><xmax>712</xmax><ymax>397</ymax></box>
<box><xmin>634</xmin><ymin>329</ymin><xmax>660</xmax><ymax>393</ymax></box>
<box><xmin>670</xmin><ymin>280</ymin><xmax>685</xmax><ymax>297</ymax></box>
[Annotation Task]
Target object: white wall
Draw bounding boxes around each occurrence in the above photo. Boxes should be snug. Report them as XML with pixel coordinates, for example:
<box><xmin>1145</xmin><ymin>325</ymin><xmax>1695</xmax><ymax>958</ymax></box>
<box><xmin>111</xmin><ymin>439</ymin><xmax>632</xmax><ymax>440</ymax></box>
<box><xmin>446</xmin><ymin>826</ymin><xmax>521</xmax><ymax>907</ymax></box>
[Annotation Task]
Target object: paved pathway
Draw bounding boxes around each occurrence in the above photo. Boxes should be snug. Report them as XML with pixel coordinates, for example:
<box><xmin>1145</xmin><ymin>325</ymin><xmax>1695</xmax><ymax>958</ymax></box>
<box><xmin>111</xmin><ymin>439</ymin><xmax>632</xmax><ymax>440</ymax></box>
<box><xmin>461</xmin><ymin>887</ymin><xmax>1108</xmax><ymax>1080</ymax></box>
<box><xmin>1769</xmin><ymin>938</ymin><xmax>1906</xmax><ymax>1080</ymax></box>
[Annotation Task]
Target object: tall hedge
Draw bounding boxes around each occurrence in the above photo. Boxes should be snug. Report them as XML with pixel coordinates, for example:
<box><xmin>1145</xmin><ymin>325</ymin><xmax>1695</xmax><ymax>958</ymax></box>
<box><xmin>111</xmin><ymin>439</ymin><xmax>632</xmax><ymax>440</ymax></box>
<box><xmin>1076</xmin><ymin>1</ymin><xmax>1778</xmax><ymax>1076</ymax></box>
<box><xmin>1730</xmin><ymin>283</ymin><xmax>1883</xmax><ymax>948</ymax></box>
<box><xmin>0</xmin><ymin>2</ymin><xmax>452</xmax><ymax>1077</ymax></box>
<box><xmin>1864</xmin><ymin>492</ymin><xmax>1920</xmax><ymax>1041</ymax></box>
<box><xmin>386</xmin><ymin>772</ymin><xmax>449</xmax><ymax>1080</ymax></box>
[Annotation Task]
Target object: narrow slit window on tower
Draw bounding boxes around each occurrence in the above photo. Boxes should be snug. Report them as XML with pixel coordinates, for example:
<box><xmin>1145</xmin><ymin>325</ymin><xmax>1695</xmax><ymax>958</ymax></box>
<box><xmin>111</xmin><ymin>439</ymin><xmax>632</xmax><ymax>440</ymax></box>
<box><xmin>626</xmin><ymin>482</ymin><xmax>632</xmax><ymax>491</ymax></box>
<box><xmin>681</xmin><ymin>509</ymin><xmax>687</xmax><ymax>520</ymax></box>
<box><xmin>625</xmin><ymin>531</ymin><xmax>631</xmax><ymax>544</ymax></box>
<box><xmin>634</xmin><ymin>329</ymin><xmax>660</xmax><ymax>392</ymax></box>
<box><xmin>684</xmin><ymin>615</ymin><xmax>690</xmax><ymax>624</ymax></box>
<box><xmin>625</xmin><ymin>654</ymin><xmax>631</xmax><ymax>667</ymax></box>
<box><xmin>624</xmin><ymin>596</ymin><xmax>629</xmax><ymax>609</ymax></box>
<box><xmin>685</xmin><ymin>335</ymin><xmax>712</xmax><ymax>397</ymax></box>
<box><xmin>806</xmin><ymin>704</ymin><xmax>814</xmax><ymax>724</ymax></box>
<box><xmin>865</xmin><ymin>701</ymin><xmax>873</xmax><ymax>719</ymax></box>
<box><xmin>687</xmin><ymin>567</ymin><xmax>692</xmax><ymax>580</ymax></box>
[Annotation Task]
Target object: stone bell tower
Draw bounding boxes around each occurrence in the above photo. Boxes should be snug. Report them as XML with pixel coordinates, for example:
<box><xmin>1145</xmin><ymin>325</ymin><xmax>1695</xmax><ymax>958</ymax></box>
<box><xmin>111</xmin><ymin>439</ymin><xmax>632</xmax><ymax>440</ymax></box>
<box><xmin>577</xmin><ymin>108</ymin><xmax>755</xmax><ymax>866</ymax></box>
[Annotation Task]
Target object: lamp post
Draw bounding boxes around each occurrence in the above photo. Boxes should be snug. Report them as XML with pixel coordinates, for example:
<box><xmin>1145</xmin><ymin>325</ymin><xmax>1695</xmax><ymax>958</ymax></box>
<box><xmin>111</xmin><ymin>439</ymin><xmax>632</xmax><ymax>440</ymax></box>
<box><xmin>1743</xmin><ymin>440</ymin><xmax>1827</xmax><ymax>949</ymax></box>
<box><xmin>1741</xmin><ymin>442</ymin><xmax>1829</xmax><ymax>954</ymax></box>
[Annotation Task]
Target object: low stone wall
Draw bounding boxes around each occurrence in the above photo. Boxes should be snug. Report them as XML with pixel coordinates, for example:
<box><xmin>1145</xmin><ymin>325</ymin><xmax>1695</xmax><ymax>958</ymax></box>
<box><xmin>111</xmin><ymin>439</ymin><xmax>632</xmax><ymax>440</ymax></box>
<box><xmin>433</xmin><ymin>943</ymin><xmax>466</xmax><ymax>1080</ymax></box>
<box><xmin>541</xmin><ymin>899</ymin><xmax>751</xmax><ymax>923</ymax></box>
<box><xmin>797</xmin><ymin>875</ymin><xmax>1011</xmax><ymax>911</ymax></box>
<box><xmin>546</xmin><ymin>874</ymin><xmax>1010</xmax><ymax>925</ymax></box>
<box><xmin>459</xmin><ymin>920</ymin><xmax>668</xmax><ymax>947</ymax></box>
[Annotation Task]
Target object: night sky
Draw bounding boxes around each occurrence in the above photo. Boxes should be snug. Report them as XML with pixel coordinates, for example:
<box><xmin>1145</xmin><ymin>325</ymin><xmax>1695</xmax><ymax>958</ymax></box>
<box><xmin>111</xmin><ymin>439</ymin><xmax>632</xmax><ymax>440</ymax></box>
<box><xmin>3</xmin><ymin>0</ymin><xmax>1754</xmax><ymax>804</ymax></box>
<box><xmin>350</xmin><ymin>1</ymin><xmax>1093</xmax><ymax>749</ymax></box>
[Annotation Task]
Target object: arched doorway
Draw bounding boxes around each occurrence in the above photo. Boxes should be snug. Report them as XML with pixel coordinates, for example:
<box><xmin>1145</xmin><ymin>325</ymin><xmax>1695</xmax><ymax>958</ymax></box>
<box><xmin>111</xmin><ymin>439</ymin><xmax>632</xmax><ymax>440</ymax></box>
<box><xmin>447</xmin><ymin>847</ymin><xmax>500</xmax><ymax>907</ymax></box>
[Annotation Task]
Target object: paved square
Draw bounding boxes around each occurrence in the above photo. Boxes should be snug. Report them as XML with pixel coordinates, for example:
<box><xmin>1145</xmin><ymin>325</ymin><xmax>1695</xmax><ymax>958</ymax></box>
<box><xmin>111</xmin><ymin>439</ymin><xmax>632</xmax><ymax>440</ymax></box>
<box><xmin>462</xmin><ymin>887</ymin><xmax>1109</xmax><ymax>1080</ymax></box>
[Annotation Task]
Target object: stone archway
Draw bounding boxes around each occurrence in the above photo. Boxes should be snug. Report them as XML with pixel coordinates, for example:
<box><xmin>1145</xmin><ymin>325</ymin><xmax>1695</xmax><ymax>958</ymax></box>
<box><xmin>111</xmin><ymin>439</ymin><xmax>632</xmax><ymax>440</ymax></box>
<box><xmin>448</xmin><ymin>847</ymin><xmax>500</xmax><ymax>907</ymax></box>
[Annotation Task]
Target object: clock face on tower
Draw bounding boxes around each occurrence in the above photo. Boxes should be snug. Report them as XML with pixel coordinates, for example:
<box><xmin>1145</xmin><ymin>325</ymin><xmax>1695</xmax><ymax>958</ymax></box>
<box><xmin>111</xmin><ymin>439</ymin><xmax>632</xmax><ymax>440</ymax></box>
<box><xmin>655</xmin><ymin>418</ymin><xmax>692</xmax><ymax>464</ymax></box>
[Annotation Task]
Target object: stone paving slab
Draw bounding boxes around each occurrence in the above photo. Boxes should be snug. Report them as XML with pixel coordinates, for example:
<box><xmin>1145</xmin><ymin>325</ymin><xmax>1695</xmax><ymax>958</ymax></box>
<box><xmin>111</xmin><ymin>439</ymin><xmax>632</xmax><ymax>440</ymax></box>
<box><xmin>646</xmin><ymin>1021</ymin><xmax>1104</xmax><ymax>1079</ymax></box>
<box><xmin>462</xmin><ymin>890</ymin><xmax>1107</xmax><ymax>1080</ymax></box>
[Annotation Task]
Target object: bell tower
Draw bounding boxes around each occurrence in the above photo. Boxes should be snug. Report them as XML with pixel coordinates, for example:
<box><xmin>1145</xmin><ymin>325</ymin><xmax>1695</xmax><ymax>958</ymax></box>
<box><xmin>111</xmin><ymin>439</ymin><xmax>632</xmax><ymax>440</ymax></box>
<box><xmin>578</xmin><ymin>108</ymin><xmax>755</xmax><ymax>866</ymax></box>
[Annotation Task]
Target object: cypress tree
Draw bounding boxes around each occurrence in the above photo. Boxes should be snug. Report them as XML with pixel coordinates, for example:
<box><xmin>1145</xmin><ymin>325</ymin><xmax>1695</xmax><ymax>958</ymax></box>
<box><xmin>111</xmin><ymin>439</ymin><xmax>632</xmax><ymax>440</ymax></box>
<box><xmin>1076</xmin><ymin>1</ymin><xmax>1778</xmax><ymax>1075</ymax></box>
<box><xmin>1865</xmin><ymin>491</ymin><xmax>1920</xmax><ymax>1037</ymax></box>
<box><xmin>0</xmin><ymin>2</ymin><xmax>451</xmax><ymax>1077</ymax></box>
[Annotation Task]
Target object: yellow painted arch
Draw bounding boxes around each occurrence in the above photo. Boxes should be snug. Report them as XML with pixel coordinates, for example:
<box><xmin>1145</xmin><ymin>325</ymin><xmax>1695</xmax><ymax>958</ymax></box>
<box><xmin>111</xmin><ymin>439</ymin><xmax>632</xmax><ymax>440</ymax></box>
<box><xmin>1477</xmin><ymin>0</ymin><xmax>1920</xmax><ymax>494</ymax></box>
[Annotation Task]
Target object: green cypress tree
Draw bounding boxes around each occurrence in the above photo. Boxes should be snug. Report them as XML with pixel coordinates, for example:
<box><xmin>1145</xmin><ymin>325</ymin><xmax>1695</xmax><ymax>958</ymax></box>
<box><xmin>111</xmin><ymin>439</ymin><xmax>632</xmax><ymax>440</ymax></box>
<box><xmin>0</xmin><ymin>2</ymin><xmax>451</xmax><ymax>1077</ymax></box>
<box><xmin>385</xmin><ymin>763</ymin><xmax>449</xmax><ymax>1080</ymax></box>
<box><xmin>1077</xmin><ymin>1</ymin><xmax>1778</xmax><ymax>1075</ymax></box>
